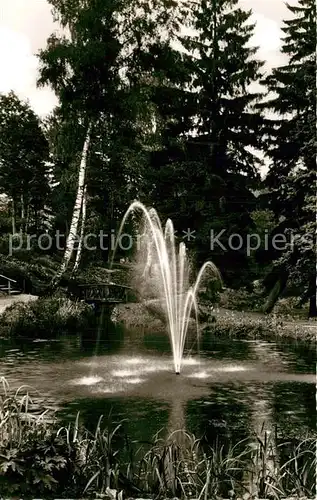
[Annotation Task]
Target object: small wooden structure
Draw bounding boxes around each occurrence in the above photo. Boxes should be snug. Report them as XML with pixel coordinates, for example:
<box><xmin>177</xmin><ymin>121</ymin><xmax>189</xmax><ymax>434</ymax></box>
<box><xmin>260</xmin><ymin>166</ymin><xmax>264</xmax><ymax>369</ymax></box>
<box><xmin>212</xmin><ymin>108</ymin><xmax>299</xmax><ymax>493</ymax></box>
<box><xmin>0</xmin><ymin>274</ymin><xmax>22</xmax><ymax>295</ymax></box>
<box><xmin>69</xmin><ymin>282</ymin><xmax>131</xmax><ymax>306</ymax></box>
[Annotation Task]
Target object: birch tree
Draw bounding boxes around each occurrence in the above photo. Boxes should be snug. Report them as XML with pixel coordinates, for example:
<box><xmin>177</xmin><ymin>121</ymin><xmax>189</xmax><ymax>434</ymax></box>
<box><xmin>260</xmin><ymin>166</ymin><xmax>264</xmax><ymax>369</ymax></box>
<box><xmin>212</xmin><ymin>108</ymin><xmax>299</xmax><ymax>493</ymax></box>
<box><xmin>72</xmin><ymin>184</ymin><xmax>87</xmax><ymax>274</ymax></box>
<box><xmin>51</xmin><ymin>124</ymin><xmax>91</xmax><ymax>286</ymax></box>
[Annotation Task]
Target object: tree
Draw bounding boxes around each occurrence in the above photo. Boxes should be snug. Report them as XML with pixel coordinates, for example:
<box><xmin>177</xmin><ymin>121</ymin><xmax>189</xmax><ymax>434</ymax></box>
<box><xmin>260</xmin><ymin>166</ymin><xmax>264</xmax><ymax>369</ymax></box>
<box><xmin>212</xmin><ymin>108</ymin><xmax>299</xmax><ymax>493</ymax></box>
<box><xmin>260</xmin><ymin>0</ymin><xmax>316</xmax><ymax>315</ymax></box>
<box><xmin>72</xmin><ymin>184</ymin><xmax>87</xmax><ymax>273</ymax></box>
<box><xmin>0</xmin><ymin>92</ymin><xmax>50</xmax><ymax>234</ymax></box>
<box><xmin>38</xmin><ymin>0</ymin><xmax>188</xmax><ymax>275</ymax></box>
<box><xmin>51</xmin><ymin>124</ymin><xmax>91</xmax><ymax>286</ymax></box>
<box><xmin>142</xmin><ymin>0</ymin><xmax>265</xmax><ymax>286</ymax></box>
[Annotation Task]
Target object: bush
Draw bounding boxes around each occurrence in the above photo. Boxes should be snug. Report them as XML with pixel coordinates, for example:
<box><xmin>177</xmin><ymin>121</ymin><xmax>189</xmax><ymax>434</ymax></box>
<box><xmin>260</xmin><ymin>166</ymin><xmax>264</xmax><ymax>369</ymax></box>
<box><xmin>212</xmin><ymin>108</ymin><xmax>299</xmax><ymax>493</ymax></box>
<box><xmin>272</xmin><ymin>296</ymin><xmax>309</xmax><ymax>318</ymax></box>
<box><xmin>219</xmin><ymin>287</ymin><xmax>263</xmax><ymax>311</ymax></box>
<box><xmin>75</xmin><ymin>265</ymin><xmax>131</xmax><ymax>286</ymax></box>
<box><xmin>0</xmin><ymin>379</ymin><xmax>79</xmax><ymax>497</ymax></box>
<box><xmin>218</xmin><ymin>286</ymin><xmax>311</xmax><ymax>318</ymax></box>
<box><xmin>0</xmin><ymin>254</ymin><xmax>59</xmax><ymax>294</ymax></box>
<box><xmin>0</xmin><ymin>296</ymin><xmax>95</xmax><ymax>338</ymax></box>
<box><xmin>206</xmin><ymin>311</ymin><xmax>266</xmax><ymax>338</ymax></box>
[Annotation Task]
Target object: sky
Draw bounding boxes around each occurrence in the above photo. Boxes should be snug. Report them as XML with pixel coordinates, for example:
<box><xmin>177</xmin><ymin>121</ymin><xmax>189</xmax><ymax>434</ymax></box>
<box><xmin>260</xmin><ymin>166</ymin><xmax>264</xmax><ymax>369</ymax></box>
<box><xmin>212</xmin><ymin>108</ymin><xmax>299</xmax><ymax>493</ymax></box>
<box><xmin>0</xmin><ymin>0</ymin><xmax>295</xmax><ymax>119</ymax></box>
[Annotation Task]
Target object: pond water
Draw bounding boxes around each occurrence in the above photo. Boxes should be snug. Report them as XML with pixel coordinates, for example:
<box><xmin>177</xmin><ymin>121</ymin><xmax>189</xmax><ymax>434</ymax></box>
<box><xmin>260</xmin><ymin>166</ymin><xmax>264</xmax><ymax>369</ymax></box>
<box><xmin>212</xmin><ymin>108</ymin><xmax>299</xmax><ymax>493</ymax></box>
<box><xmin>0</xmin><ymin>320</ymin><xmax>315</xmax><ymax>448</ymax></box>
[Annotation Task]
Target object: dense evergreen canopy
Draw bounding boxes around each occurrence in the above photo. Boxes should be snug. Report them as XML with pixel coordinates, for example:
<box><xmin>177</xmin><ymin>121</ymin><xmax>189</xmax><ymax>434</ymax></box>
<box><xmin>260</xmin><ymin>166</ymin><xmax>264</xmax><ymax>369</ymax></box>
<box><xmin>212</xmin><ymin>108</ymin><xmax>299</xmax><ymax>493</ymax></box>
<box><xmin>260</xmin><ymin>0</ymin><xmax>316</xmax><ymax>314</ymax></box>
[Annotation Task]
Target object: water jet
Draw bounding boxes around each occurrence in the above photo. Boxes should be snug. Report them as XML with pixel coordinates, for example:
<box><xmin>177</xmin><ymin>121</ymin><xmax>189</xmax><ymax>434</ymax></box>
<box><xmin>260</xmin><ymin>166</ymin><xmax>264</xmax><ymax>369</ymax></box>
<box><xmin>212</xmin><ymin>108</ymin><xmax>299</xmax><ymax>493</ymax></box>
<box><xmin>114</xmin><ymin>202</ymin><xmax>221</xmax><ymax>374</ymax></box>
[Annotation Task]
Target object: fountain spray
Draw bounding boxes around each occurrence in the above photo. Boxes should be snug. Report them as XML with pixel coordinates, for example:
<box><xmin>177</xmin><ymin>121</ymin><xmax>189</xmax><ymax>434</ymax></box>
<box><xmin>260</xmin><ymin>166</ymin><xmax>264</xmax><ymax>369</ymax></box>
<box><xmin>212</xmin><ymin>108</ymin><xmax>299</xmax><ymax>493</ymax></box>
<box><xmin>113</xmin><ymin>202</ymin><xmax>221</xmax><ymax>374</ymax></box>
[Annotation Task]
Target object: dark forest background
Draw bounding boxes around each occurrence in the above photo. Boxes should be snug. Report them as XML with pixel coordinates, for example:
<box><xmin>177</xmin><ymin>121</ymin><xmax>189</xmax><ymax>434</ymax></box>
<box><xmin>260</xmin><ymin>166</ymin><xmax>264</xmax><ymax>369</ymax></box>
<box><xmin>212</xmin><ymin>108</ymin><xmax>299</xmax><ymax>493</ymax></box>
<box><xmin>0</xmin><ymin>0</ymin><xmax>315</xmax><ymax>315</ymax></box>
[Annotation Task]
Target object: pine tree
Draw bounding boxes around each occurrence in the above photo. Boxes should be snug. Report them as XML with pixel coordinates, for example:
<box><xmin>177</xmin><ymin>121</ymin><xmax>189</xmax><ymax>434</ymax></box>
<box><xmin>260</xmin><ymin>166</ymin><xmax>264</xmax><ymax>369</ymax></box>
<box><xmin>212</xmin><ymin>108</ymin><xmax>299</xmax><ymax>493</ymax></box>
<box><xmin>260</xmin><ymin>0</ymin><xmax>316</xmax><ymax>315</ymax></box>
<box><xmin>182</xmin><ymin>0</ymin><xmax>264</xmax><ymax>174</ymax></box>
<box><xmin>144</xmin><ymin>0</ymin><xmax>265</xmax><ymax>285</ymax></box>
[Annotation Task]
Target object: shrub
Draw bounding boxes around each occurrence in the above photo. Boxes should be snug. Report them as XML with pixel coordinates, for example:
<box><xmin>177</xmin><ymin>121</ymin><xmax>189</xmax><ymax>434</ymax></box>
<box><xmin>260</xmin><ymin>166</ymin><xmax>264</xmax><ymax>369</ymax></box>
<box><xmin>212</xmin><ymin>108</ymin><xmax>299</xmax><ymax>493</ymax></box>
<box><xmin>0</xmin><ymin>253</ymin><xmax>58</xmax><ymax>294</ymax></box>
<box><xmin>219</xmin><ymin>287</ymin><xmax>262</xmax><ymax>311</ymax></box>
<box><xmin>0</xmin><ymin>296</ymin><xmax>94</xmax><ymax>338</ymax></box>
<box><xmin>272</xmin><ymin>296</ymin><xmax>309</xmax><ymax>318</ymax></box>
<box><xmin>0</xmin><ymin>379</ymin><xmax>79</xmax><ymax>497</ymax></box>
<box><xmin>218</xmin><ymin>287</ymin><xmax>310</xmax><ymax>318</ymax></box>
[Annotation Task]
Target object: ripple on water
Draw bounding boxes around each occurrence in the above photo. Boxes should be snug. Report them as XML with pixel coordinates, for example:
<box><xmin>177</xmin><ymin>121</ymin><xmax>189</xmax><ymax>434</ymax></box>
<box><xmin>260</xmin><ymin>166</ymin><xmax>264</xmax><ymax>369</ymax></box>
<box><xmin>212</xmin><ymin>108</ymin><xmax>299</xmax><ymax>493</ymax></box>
<box><xmin>126</xmin><ymin>377</ymin><xmax>145</xmax><ymax>384</ymax></box>
<box><xmin>112</xmin><ymin>369</ymin><xmax>138</xmax><ymax>378</ymax></box>
<box><xmin>214</xmin><ymin>365</ymin><xmax>250</xmax><ymax>372</ymax></box>
<box><xmin>125</xmin><ymin>357</ymin><xmax>147</xmax><ymax>365</ymax></box>
<box><xmin>182</xmin><ymin>357</ymin><xmax>201</xmax><ymax>366</ymax></box>
<box><xmin>188</xmin><ymin>371</ymin><xmax>210</xmax><ymax>379</ymax></box>
<box><xmin>69</xmin><ymin>375</ymin><xmax>104</xmax><ymax>386</ymax></box>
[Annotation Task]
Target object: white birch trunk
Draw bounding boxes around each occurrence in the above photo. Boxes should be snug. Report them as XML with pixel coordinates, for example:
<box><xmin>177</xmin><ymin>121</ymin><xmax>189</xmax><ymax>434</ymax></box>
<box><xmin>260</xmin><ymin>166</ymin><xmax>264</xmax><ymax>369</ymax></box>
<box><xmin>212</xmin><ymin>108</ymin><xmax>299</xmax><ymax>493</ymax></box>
<box><xmin>51</xmin><ymin>123</ymin><xmax>92</xmax><ymax>286</ymax></box>
<box><xmin>21</xmin><ymin>194</ymin><xmax>25</xmax><ymax>234</ymax></box>
<box><xmin>72</xmin><ymin>184</ymin><xmax>87</xmax><ymax>274</ymax></box>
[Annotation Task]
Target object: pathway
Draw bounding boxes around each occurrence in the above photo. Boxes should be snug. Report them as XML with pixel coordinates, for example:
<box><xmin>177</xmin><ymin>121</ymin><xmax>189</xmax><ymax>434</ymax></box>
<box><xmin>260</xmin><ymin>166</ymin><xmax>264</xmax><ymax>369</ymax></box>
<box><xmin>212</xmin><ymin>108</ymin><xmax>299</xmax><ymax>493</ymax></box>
<box><xmin>0</xmin><ymin>294</ymin><xmax>38</xmax><ymax>314</ymax></box>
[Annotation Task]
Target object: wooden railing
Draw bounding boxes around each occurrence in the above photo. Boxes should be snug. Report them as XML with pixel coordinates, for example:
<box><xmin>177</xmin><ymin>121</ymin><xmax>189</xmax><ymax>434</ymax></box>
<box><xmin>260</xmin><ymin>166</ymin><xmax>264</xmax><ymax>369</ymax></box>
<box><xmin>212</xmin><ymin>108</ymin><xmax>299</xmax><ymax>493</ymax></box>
<box><xmin>69</xmin><ymin>283</ymin><xmax>132</xmax><ymax>304</ymax></box>
<box><xmin>0</xmin><ymin>274</ymin><xmax>22</xmax><ymax>295</ymax></box>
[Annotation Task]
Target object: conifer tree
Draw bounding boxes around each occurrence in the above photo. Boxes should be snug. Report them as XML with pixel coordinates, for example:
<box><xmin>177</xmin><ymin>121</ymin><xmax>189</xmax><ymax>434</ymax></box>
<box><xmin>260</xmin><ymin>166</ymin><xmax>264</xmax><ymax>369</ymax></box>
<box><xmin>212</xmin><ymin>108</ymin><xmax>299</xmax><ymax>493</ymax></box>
<box><xmin>145</xmin><ymin>0</ymin><xmax>265</xmax><ymax>285</ymax></box>
<box><xmin>260</xmin><ymin>0</ymin><xmax>316</xmax><ymax>315</ymax></box>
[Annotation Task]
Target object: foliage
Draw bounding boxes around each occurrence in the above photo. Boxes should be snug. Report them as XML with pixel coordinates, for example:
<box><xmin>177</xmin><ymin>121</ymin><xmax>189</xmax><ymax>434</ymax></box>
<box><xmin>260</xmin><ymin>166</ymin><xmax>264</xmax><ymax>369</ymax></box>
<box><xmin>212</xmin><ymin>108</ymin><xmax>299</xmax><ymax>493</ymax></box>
<box><xmin>0</xmin><ymin>380</ymin><xmax>315</xmax><ymax>498</ymax></box>
<box><xmin>272</xmin><ymin>296</ymin><xmax>309</xmax><ymax>318</ymax></box>
<box><xmin>205</xmin><ymin>310</ymin><xmax>315</xmax><ymax>342</ymax></box>
<box><xmin>0</xmin><ymin>0</ymin><xmax>314</xmax><ymax>304</ymax></box>
<box><xmin>260</xmin><ymin>0</ymin><xmax>316</xmax><ymax>313</ymax></box>
<box><xmin>0</xmin><ymin>253</ymin><xmax>58</xmax><ymax>294</ymax></box>
<box><xmin>0</xmin><ymin>91</ymin><xmax>50</xmax><ymax>233</ymax></box>
<box><xmin>219</xmin><ymin>287</ymin><xmax>263</xmax><ymax>312</ymax></box>
<box><xmin>0</xmin><ymin>296</ymin><xmax>94</xmax><ymax>338</ymax></box>
<box><xmin>142</xmin><ymin>0</ymin><xmax>265</xmax><ymax>287</ymax></box>
<box><xmin>0</xmin><ymin>379</ymin><xmax>73</xmax><ymax>496</ymax></box>
<box><xmin>37</xmin><ymin>0</ymin><xmax>185</xmax><ymax>265</ymax></box>
<box><xmin>219</xmin><ymin>287</ymin><xmax>310</xmax><ymax>318</ymax></box>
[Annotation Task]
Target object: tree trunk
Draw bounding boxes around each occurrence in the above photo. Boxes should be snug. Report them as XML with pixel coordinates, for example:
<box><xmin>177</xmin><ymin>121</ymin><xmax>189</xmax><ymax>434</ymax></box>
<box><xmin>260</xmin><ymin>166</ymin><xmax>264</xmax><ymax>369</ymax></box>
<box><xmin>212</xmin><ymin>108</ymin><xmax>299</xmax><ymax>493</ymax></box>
<box><xmin>309</xmin><ymin>294</ymin><xmax>317</xmax><ymax>317</ymax></box>
<box><xmin>51</xmin><ymin>124</ymin><xmax>92</xmax><ymax>288</ymax></box>
<box><xmin>11</xmin><ymin>199</ymin><xmax>16</xmax><ymax>235</ymax></box>
<box><xmin>72</xmin><ymin>185</ymin><xmax>87</xmax><ymax>274</ymax></box>
<box><xmin>25</xmin><ymin>203</ymin><xmax>30</xmax><ymax>234</ymax></box>
<box><xmin>262</xmin><ymin>272</ymin><xmax>288</xmax><ymax>314</ymax></box>
<box><xmin>21</xmin><ymin>194</ymin><xmax>25</xmax><ymax>234</ymax></box>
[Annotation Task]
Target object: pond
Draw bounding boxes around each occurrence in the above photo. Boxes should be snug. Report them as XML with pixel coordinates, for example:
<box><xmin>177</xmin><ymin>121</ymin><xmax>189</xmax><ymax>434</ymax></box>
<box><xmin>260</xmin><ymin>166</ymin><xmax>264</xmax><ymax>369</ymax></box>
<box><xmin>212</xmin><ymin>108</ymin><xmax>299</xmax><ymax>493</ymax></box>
<box><xmin>0</xmin><ymin>319</ymin><xmax>315</xmax><ymax>449</ymax></box>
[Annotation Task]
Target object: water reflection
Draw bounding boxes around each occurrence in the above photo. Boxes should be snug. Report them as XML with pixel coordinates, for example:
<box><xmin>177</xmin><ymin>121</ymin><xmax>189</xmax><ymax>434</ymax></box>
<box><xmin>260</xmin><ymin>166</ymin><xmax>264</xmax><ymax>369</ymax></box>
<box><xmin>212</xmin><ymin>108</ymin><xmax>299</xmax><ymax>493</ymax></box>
<box><xmin>186</xmin><ymin>384</ymin><xmax>251</xmax><ymax>448</ymax></box>
<box><xmin>0</xmin><ymin>325</ymin><xmax>315</xmax><ymax>451</ymax></box>
<box><xmin>272</xmin><ymin>382</ymin><xmax>316</xmax><ymax>436</ymax></box>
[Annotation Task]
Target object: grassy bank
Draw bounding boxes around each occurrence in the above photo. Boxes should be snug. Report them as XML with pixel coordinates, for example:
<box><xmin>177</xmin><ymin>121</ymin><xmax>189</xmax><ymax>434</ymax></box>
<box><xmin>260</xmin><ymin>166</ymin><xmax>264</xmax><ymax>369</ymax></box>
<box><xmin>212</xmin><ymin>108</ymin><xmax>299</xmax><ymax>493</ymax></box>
<box><xmin>0</xmin><ymin>380</ymin><xmax>315</xmax><ymax>499</ymax></box>
<box><xmin>115</xmin><ymin>303</ymin><xmax>316</xmax><ymax>343</ymax></box>
<box><xmin>204</xmin><ymin>309</ymin><xmax>316</xmax><ymax>343</ymax></box>
<box><xmin>0</xmin><ymin>295</ymin><xmax>95</xmax><ymax>338</ymax></box>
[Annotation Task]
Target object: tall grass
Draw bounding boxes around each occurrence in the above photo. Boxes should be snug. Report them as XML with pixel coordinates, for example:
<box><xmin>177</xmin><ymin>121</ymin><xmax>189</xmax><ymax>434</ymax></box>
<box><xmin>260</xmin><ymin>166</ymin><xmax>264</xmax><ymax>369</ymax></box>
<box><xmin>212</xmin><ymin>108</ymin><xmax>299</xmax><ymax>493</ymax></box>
<box><xmin>128</xmin><ymin>430</ymin><xmax>248</xmax><ymax>498</ymax></box>
<box><xmin>0</xmin><ymin>377</ymin><xmax>50</xmax><ymax>446</ymax></box>
<box><xmin>0</xmin><ymin>379</ymin><xmax>315</xmax><ymax>498</ymax></box>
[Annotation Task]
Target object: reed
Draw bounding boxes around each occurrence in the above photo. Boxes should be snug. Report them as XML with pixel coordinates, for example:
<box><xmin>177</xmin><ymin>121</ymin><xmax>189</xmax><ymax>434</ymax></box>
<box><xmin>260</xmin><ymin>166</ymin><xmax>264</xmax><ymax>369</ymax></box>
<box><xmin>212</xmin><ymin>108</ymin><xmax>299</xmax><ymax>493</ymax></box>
<box><xmin>0</xmin><ymin>379</ymin><xmax>315</xmax><ymax>498</ymax></box>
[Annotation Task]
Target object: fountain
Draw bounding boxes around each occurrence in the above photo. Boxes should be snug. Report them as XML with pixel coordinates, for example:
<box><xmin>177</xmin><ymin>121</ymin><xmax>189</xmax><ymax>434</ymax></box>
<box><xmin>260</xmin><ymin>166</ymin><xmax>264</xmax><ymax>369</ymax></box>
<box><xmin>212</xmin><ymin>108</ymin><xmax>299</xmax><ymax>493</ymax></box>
<box><xmin>113</xmin><ymin>201</ymin><xmax>221</xmax><ymax>374</ymax></box>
